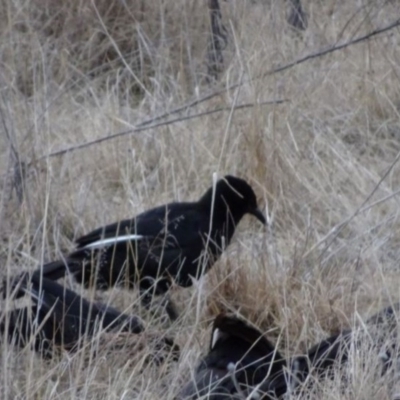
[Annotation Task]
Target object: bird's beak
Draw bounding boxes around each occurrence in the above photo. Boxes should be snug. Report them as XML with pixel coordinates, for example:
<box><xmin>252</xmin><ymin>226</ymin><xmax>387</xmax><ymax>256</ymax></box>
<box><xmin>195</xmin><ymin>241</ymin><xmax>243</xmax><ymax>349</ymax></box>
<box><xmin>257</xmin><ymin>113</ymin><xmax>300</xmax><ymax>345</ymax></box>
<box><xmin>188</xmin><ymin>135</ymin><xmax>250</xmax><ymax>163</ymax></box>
<box><xmin>249</xmin><ymin>207</ymin><xmax>266</xmax><ymax>225</ymax></box>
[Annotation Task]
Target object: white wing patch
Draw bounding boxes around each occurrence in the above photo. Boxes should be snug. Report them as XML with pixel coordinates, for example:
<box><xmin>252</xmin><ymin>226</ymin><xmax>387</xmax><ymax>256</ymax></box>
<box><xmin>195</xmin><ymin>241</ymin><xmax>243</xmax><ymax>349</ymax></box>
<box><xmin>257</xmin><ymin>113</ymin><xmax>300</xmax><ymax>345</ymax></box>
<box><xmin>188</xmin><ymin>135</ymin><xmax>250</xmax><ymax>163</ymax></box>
<box><xmin>211</xmin><ymin>328</ymin><xmax>222</xmax><ymax>349</ymax></box>
<box><xmin>83</xmin><ymin>234</ymin><xmax>144</xmax><ymax>250</ymax></box>
<box><xmin>211</xmin><ymin>327</ymin><xmax>229</xmax><ymax>349</ymax></box>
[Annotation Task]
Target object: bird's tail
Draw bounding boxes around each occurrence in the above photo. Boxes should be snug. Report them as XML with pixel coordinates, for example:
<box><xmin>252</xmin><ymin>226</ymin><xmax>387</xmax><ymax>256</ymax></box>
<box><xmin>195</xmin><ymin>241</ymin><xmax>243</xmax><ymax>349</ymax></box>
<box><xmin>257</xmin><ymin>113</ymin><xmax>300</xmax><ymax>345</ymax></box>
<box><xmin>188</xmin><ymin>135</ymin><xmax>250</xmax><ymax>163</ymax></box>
<box><xmin>1</xmin><ymin>257</ymin><xmax>82</xmax><ymax>300</ymax></box>
<box><xmin>34</xmin><ymin>258</ymin><xmax>82</xmax><ymax>281</ymax></box>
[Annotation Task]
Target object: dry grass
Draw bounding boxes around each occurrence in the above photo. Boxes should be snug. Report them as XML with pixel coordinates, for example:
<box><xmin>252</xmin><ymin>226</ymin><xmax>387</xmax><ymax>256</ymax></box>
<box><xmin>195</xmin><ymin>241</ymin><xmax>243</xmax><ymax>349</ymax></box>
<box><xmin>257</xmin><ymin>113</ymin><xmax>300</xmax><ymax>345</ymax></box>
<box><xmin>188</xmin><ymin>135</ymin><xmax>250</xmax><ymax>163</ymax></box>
<box><xmin>1</xmin><ymin>0</ymin><xmax>400</xmax><ymax>398</ymax></box>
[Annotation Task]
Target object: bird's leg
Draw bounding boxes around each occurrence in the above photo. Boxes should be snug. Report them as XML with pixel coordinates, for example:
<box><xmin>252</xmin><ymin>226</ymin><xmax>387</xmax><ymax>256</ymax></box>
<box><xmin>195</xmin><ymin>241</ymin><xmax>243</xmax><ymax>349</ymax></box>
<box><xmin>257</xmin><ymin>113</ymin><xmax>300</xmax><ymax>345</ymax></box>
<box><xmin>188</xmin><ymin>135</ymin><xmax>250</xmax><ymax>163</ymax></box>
<box><xmin>227</xmin><ymin>362</ymin><xmax>246</xmax><ymax>398</ymax></box>
<box><xmin>139</xmin><ymin>277</ymin><xmax>178</xmax><ymax>321</ymax></box>
<box><xmin>139</xmin><ymin>290</ymin><xmax>179</xmax><ymax>322</ymax></box>
<box><xmin>140</xmin><ymin>290</ymin><xmax>154</xmax><ymax>312</ymax></box>
<box><xmin>162</xmin><ymin>295</ymin><xmax>179</xmax><ymax>322</ymax></box>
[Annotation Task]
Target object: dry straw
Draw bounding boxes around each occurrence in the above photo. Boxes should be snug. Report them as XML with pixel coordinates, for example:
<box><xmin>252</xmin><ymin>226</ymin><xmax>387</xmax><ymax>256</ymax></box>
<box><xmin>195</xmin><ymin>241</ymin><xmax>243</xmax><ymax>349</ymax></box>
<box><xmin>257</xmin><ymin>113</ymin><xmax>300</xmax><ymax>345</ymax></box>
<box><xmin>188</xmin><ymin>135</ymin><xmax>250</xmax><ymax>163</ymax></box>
<box><xmin>1</xmin><ymin>0</ymin><xmax>400</xmax><ymax>398</ymax></box>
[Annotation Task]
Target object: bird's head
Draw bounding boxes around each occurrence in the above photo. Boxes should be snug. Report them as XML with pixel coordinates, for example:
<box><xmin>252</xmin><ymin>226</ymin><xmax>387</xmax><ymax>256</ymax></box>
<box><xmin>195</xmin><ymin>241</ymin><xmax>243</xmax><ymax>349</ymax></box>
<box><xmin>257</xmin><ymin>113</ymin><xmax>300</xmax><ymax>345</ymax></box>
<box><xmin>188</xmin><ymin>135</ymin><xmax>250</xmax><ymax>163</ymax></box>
<box><xmin>214</xmin><ymin>175</ymin><xmax>266</xmax><ymax>225</ymax></box>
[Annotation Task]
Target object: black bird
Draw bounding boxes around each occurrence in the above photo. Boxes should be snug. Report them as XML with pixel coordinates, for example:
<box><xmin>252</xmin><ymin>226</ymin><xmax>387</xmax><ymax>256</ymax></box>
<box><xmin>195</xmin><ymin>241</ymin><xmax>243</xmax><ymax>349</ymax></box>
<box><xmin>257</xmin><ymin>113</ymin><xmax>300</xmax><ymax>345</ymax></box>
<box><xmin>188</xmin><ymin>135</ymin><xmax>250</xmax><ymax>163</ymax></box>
<box><xmin>178</xmin><ymin>313</ymin><xmax>286</xmax><ymax>400</ymax></box>
<box><xmin>0</xmin><ymin>274</ymin><xmax>144</xmax><ymax>357</ymax></box>
<box><xmin>178</xmin><ymin>317</ymin><xmax>355</xmax><ymax>400</ymax></box>
<box><xmin>13</xmin><ymin>175</ymin><xmax>265</xmax><ymax>320</ymax></box>
<box><xmin>179</xmin><ymin>305</ymin><xmax>400</xmax><ymax>399</ymax></box>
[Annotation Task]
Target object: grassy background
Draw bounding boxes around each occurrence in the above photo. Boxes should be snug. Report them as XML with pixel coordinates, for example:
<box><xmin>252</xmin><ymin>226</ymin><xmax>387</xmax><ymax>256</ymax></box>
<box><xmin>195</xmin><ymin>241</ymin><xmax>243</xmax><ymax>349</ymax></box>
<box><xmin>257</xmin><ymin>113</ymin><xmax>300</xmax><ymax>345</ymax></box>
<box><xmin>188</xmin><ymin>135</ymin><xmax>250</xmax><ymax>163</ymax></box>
<box><xmin>1</xmin><ymin>0</ymin><xmax>400</xmax><ymax>398</ymax></box>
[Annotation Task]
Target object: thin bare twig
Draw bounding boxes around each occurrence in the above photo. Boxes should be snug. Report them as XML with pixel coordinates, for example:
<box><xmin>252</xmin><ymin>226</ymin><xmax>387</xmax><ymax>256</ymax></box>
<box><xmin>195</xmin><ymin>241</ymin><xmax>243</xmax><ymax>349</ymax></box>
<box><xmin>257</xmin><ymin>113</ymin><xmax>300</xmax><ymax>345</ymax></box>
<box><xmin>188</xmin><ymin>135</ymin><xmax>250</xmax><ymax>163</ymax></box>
<box><xmin>39</xmin><ymin>99</ymin><xmax>286</xmax><ymax>160</ymax></box>
<box><xmin>335</xmin><ymin>0</ymin><xmax>383</xmax><ymax>45</ymax></box>
<box><xmin>27</xmin><ymin>17</ymin><xmax>400</xmax><ymax>162</ymax></box>
<box><xmin>64</xmin><ymin>16</ymin><xmax>400</xmax><ymax>144</ymax></box>
<box><xmin>239</xmin><ymin>17</ymin><xmax>400</xmax><ymax>93</ymax></box>
<box><xmin>131</xmin><ymin>17</ymin><xmax>400</xmax><ymax>129</ymax></box>
<box><xmin>14</xmin><ymin>12</ymin><xmax>400</xmax><ymax>167</ymax></box>
<box><xmin>302</xmin><ymin>150</ymin><xmax>400</xmax><ymax>260</ymax></box>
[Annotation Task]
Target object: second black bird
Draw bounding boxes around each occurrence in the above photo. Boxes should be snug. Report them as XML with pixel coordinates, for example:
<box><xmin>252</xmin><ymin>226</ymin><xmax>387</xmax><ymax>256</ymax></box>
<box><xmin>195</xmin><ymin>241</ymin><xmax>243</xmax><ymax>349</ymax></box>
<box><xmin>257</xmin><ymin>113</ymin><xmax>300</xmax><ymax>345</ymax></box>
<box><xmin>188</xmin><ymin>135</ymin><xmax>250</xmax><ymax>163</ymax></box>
<box><xmin>178</xmin><ymin>313</ymin><xmax>286</xmax><ymax>399</ymax></box>
<box><xmin>0</xmin><ymin>274</ymin><xmax>144</xmax><ymax>357</ymax></box>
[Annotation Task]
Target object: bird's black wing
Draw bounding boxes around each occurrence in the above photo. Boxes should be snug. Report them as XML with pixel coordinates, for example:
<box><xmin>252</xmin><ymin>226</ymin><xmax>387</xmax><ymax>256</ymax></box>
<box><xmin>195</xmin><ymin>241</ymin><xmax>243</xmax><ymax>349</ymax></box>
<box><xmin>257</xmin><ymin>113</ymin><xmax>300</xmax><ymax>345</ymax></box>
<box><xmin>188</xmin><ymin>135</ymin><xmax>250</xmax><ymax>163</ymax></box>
<box><xmin>75</xmin><ymin>202</ymin><xmax>205</xmax><ymax>248</ymax></box>
<box><xmin>74</xmin><ymin>203</ymin><xmax>211</xmax><ymax>287</ymax></box>
<box><xmin>133</xmin><ymin>203</ymin><xmax>228</xmax><ymax>287</ymax></box>
<box><xmin>2</xmin><ymin>260</ymin><xmax>86</xmax><ymax>298</ymax></box>
<box><xmin>75</xmin><ymin>217</ymin><xmax>145</xmax><ymax>248</ymax></box>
